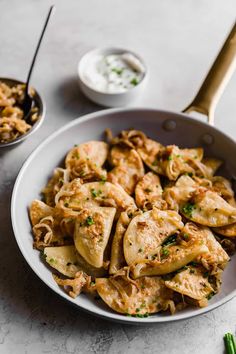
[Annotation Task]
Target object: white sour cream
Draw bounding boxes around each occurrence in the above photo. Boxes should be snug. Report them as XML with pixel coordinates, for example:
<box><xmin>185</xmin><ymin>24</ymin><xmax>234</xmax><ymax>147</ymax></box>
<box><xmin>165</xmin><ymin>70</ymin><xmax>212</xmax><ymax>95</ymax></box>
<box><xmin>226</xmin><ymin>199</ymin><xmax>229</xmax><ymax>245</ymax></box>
<box><xmin>82</xmin><ymin>52</ymin><xmax>145</xmax><ymax>94</ymax></box>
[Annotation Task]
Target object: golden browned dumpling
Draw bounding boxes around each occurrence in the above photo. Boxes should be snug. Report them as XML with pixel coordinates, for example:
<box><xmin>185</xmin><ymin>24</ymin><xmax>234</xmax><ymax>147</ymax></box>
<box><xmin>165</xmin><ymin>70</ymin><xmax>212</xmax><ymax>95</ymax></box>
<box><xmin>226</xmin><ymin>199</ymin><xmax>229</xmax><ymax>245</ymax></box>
<box><xmin>130</xmin><ymin>233</ymin><xmax>208</xmax><ymax>278</ymax></box>
<box><xmin>42</xmin><ymin>168</ymin><xmax>70</xmax><ymax>206</ymax></box>
<box><xmin>135</xmin><ymin>172</ymin><xmax>166</xmax><ymax>210</ymax></box>
<box><xmin>55</xmin><ymin>179</ymin><xmax>136</xmax><ymax>218</ymax></box>
<box><xmin>213</xmin><ymin>223</ymin><xmax>236</xmax><ymax>237</ymax></box>
<box><xmin>136</xmin><ymin>138</ymin><xmax>163</xmax><ymax>171</ymax></box>
<box><xmin>165</xmin><ymin>267</ymin><xmax>214</xmax><ymax>305</ymax></box>
<box><xmin>65</xmin><ymin>141</ymin><xmax>108</xmax><ymax>181</ymax></box>
<box><xmin>96</xmin><ymin>274</ymin><xmax>175</xmax><ymax>315</ymax></box>
<box><xmin>44</xmin><ymin>245</ymin><xmax>107</xmax><ymax>278</ymax></box>
<box><xmin>44</xmin><ymin>245</ymin><xmax>84</xmax><ymax>277</ymax></box>
<box><xmin>181</xmin><ymin>222</ymin><xmax>229</xmax><ymax>269</ymax></box>
<box><xmin>29</xmin><ymin>200</ymin><xmax>73</xmax><ymax>250</ymax></box>
<box><xmin>107</xmin><ymin>149</ymin><xmax>145</xmax><ymax>195</ymax></box>
<box><xmin>109</xmin><ymin>208</ymin><xmax>140</xmax><ymax>275</ymax></box>
<box><xmin>211</xmin><ymin>176</ymin><xmax>235</xmax><ymax>205</ymax></box>
<box><xmin>30</xmin><ymin>200</ymin><xmax>54</xmax><ymax>226</ymax></box>
<box><xmin>181</xmin><ymin>190</ymin><xmax>236</xmax><ymax>227</ymax></box>
<box><xmin>123</xmin><ymin>208</ymin><xmax>184</xmax><ymax>265</ymax></box>
<box><xmin>145</xmin><ymin>145</ymin><xmax>203</xmax><ymax>181</ymax></box>
<box><xmin>74</xmin><ymin>206</ymin><xmax>116</xmax><ymax>268</ymax></box>
<box><xmin>201</xmin><ymin>158</ymin><xmax>222</xmax><ymax>176</ymax></box>
<box><xmin>108</xmin><ymin>145</ymin><xmax>131</xmax><ymax>166</ymax></box>
<box><xmin>163</xmin><ymin>175</ymin><xmax>197</xmax><ymax>211</ymax></box>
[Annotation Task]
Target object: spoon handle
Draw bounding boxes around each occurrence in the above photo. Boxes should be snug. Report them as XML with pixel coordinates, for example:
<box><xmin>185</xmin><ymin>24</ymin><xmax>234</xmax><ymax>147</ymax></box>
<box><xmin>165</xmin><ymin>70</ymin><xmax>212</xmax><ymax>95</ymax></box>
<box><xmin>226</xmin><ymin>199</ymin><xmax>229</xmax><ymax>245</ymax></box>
<box><xmin>25</xmin><ymin>5</ymin><xmax>55</xmax><ymax>94</ymax></box>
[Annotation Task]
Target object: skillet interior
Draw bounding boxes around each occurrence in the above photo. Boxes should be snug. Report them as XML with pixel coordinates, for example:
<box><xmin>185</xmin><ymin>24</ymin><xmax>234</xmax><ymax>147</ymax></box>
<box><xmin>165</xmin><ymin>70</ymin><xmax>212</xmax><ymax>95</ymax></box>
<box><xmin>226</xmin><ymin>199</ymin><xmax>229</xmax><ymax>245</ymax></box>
<box><xmin>11</xmin><ymin>108</ymin><xmax>236</xmax><ymax>324</ymax></box>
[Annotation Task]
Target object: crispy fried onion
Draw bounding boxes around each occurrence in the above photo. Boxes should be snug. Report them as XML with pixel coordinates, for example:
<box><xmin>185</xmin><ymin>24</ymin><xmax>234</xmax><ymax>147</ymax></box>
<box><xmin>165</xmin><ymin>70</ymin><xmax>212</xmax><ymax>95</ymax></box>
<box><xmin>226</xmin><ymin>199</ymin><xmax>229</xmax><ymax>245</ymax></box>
<box><xmin>53</xmin><ymin>271</ymin><xmax>92</xmax><ymax>298</ymax></box>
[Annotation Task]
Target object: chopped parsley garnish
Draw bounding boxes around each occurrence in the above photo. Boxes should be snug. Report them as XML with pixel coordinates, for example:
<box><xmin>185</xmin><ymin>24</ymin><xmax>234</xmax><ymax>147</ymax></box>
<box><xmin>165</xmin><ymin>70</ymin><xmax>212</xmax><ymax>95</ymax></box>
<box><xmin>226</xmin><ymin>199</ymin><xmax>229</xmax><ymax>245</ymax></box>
<box><xmin>86</xmin><ymin>216</ymin><xmax>94</xmax><ymax>226</ymax></box>
<box><xmin>126</xmin><ymin>313</ymin><xmax>132</xmax><ymax>317</ymax></box>
<box><xmin>206</xmin><ymin>291</ymin><xmax>215</xmax><ymax>300</ymax></box>
<box><xmin>130</xmin><ymin>77</ymin><xmax>139</xmax><ymax>86</ymax></box>
<box><xmin>91</xmin><ymin>188</ymin><xmax>102</xmax><ymax>198</ymax></box>
<box><xmin>181</xmin><ymin>202</ymin><xmax>196</xmax><ymax>218</ymax></box>
<box><xmin>111</xmin><ymin>67</ymin><xmax>123</xmax><ymax>75</ymax></box>
<box><xmin>161</xmin><ymin>248</ymin><xmax>169</xmax><ymax>259</ymax></box>
<box><xmin>162</xmin><ymin>234</ymin><xmax>177</xmax><ymax>246</ymax></box>
<box><xmin>100</xmin><ymin>176</ymin><xmax>107</xmax><ymax>184</ymax></box>
<box><xmin>79</xmin><ymin>170</ymin><xmax>86</xmax><ymax>177</ymax></box>
<box><xmin>135</xmin><ymin>313</ymin><xmax>149</xmax><ymax>318</ymax></box>
<box><xmin>182</xmin><ymin>233</ymin><xmax>189</xmax><ymax>240</ymax></box>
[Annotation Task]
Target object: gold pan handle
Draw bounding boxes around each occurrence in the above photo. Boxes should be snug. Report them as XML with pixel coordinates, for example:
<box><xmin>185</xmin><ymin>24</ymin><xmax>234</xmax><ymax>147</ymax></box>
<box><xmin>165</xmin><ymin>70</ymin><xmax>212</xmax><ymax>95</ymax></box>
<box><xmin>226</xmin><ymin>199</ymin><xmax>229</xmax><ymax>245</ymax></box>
<box><xmin>183</xmin><ymin>21</ymin><xmax>236</xmax><ymax>125</ymax></box>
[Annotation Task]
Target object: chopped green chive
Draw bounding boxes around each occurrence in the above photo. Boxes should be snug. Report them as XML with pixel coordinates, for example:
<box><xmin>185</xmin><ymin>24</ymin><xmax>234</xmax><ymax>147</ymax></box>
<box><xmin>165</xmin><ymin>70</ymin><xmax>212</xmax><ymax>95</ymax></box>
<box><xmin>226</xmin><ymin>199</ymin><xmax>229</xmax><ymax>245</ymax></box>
<box><xmin>161</xmin><ymin>248</ymin><xmax>169</xmax><ymax>259</ymax></box>
<box><xmin>91</xmin><ymin>188</ymin><xmax>102</xmax><ymax>198</ymax></box>
<box><xmin>135</xmin><ymin>313</ymin><xmax>149</xmax><ymax>318</ymax></box>
<box><xmin>86</xmin><ymin>216</ymin><xmax>94</xmax><ymax>226</ymax></box>
<box><xmin>100</xmin><ymin>176</ymin><xmax>107</xmax><ymax>184</ymax></box>
<box><xmin>130</xmin><ymin>77</ymin><xmax>139</xmax><ymax>86</ymax></box>
<box><xmin>79</xmin><ymin>170</ymin><xmax>86</xmax><ymax>177</ymax></box>
<box><xmin>183</xmin><ymin>233</ymin><xmax>189</xmax><ymax>240</ymax></box>
<box><xmin>206</xmin><ymin>291</ymin><xmax>215</xmax><ymax>300</ymax></box>
<box><xmin>224</xmin><ymin>333</ymin><xmax>236</xmax><ymax>354</ymax></box>
<box><xmin>189</xmin><ymin>261</ymin><xmax>198</xmax><ymax>267</ymax></box>
<box><xmin>162</xmin><ymin>234</ymin><xmax>177</xmax><ymax>246</ymax></box>
<box><xmin>181</xmin><ymin>202</ymin><xmax>196</xmax><ymax>218</ymax></box>
<box><xmin>111</xmin><ymin>67</ymin><xmax>123</xmax><ymax>75</ymax></box>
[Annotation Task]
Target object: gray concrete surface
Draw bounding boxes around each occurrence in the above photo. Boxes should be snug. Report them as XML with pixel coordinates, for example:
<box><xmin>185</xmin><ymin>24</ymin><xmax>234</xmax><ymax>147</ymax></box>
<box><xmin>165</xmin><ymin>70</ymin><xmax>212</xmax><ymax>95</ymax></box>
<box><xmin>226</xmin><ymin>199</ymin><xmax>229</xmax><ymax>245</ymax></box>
<box><xmin>0</xmin><ymin>0</ymin><xmax>235</xmax><ymax>353</ymax></box>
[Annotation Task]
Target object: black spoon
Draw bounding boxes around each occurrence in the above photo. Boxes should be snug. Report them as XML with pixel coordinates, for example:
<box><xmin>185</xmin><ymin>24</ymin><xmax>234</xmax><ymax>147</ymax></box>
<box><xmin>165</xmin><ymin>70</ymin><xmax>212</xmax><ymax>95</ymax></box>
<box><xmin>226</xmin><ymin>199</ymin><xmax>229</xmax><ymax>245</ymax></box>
<box><xmin>22</xmin><ymin>5</ymin><xmax>55</xmax><ymax>122</ymax></box>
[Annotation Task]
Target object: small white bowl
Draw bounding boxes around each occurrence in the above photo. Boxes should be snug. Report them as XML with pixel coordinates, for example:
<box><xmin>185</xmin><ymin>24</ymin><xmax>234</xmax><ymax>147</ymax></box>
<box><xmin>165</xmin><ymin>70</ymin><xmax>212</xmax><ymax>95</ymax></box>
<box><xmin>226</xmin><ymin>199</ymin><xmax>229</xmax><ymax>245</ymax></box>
<box><xmin>77</xmin><ymin>47</ymin><xmax>147</xmax><ymax>107</ymax></box>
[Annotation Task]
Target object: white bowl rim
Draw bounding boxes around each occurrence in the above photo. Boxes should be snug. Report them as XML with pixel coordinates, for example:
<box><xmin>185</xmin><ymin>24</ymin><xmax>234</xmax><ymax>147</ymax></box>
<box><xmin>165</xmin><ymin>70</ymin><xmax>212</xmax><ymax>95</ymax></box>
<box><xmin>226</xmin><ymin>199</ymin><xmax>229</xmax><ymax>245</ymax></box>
<box><xmin>77</xmin><ymin>47</ymin><xmax>147</xmax><ymax>96</ymax></box>
<box><xmin>11</xmin><ymin>106</ymin><xmax>236</xmax><ymax>324</ymax></box>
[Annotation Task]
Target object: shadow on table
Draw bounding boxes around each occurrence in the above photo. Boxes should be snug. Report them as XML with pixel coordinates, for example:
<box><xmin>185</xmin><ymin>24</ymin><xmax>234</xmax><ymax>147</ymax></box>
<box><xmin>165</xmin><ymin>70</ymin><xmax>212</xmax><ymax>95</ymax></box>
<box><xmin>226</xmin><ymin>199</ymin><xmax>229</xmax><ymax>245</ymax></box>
<box><xmin>55</xmin><ymin>76</ymin><xmax>104</xmax><ymax>118</ymax></box>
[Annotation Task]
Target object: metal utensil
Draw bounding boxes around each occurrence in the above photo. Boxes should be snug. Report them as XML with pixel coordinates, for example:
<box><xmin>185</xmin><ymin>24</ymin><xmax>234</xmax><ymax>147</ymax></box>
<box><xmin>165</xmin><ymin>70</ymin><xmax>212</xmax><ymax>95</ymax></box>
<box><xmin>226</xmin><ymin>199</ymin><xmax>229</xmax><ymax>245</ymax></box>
<box><xmin>22</xmin><ymin>5</ymin><xmax>55</xmax><ymax>121</ymax></box>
